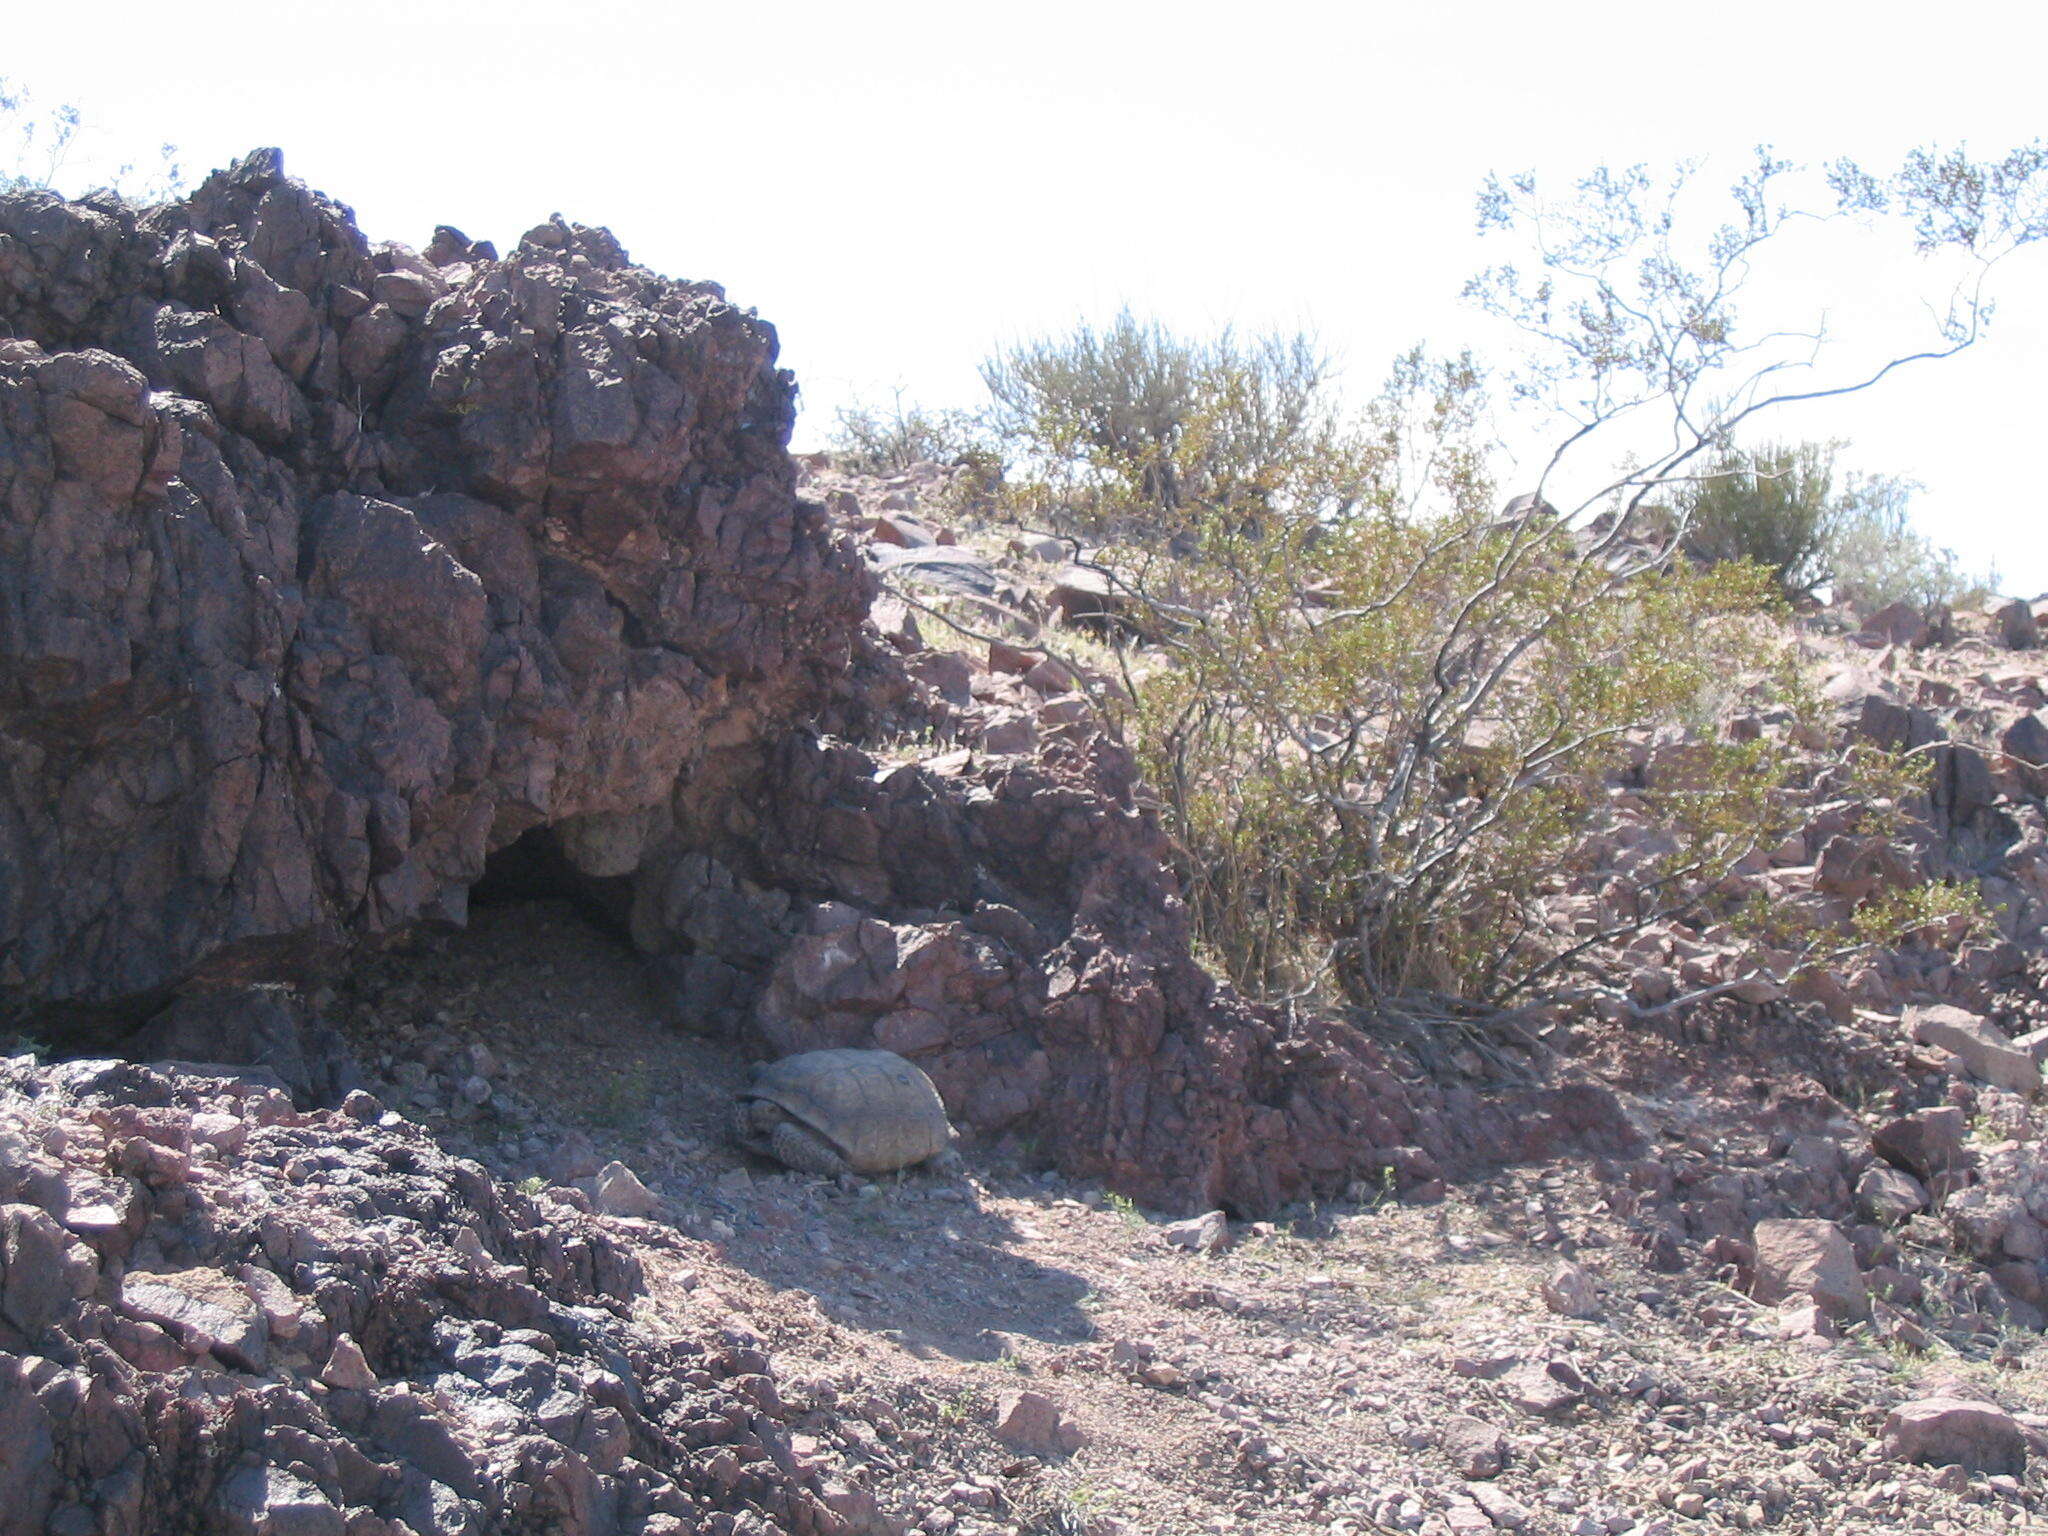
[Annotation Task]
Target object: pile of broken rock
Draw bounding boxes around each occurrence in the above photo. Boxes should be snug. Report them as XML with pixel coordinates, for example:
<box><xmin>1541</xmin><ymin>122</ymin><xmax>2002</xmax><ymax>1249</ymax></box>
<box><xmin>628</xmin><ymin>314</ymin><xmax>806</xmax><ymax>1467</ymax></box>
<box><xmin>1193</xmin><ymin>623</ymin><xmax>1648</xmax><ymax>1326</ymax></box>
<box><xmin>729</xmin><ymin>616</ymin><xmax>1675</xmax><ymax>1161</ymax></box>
<box><xmin>0</xmin><ymin>1053</ymin><xmax>865</xmax><ymax>1536</ymax></box>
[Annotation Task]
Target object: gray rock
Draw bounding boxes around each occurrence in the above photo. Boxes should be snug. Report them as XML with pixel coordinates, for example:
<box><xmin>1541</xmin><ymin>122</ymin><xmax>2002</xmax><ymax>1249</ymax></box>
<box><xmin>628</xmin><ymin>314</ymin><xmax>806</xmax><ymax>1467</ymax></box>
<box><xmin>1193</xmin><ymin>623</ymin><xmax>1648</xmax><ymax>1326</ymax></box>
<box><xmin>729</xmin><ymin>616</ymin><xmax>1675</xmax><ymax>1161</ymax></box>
<box><xmin>1855</xmin><ymin>1164</ymin><xmax>1929</xmax><ymax>1224</ymax></box>
<box><xmin>319</xmin><ymin>1333</ymin><xmax>377</xmax><ymax>1391</ymax></box>
<box><xmin>1</xmin><ymin>1202</ymin><xmax>87</xmax><ymax>1336</ymax></box>
<box><xmin>1990</xmin><ymin>598</ymin><xmax>2039</xmax><ymax>650</ymax></box>
<box><xmin>1162</xmin><ymin>1210</ymin><xmax>1230</xmax><ymax>1255</ymax></box>
<box><xmin>119</xmin><ymin>1267</ymin><xmax>269</xmax><ymax>1371</ymax></box>
<box><xmin>1539</xmin><ymin>1261</ymin><xmax>1602</xmax><ymax>1319</ymax></box>
<box><xmin>592</xmin><ymin>1161</ymin><xmax>660</xmax><ymax>1219</ymax></box>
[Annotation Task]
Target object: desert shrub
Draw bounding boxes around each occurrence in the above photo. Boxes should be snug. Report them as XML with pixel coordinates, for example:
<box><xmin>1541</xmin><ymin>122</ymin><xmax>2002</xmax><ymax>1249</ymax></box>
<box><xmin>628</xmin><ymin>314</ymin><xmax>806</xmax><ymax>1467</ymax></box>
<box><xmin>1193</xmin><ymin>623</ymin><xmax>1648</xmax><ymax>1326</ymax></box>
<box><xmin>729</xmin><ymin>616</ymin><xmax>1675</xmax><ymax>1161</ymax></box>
<box><xmin>1675</xmin><ymin>442</ymin><xmax>1994</xmax><ymax>608</ymax></box>
<box><xmin>829</xmin><ymin>391</ymin><xmax>989</xmax><ymax>475</ymax></box>
<box><xmin>1823</xmin><ymin>470</ymin><xmax>1996</xmax><ymax>610</ymax></box>
<box><xmin>980</xmin><ymin>310</ymin><xmax>1343</xmax><ymax>540</ymax></box>
<box><xmin>978</xmin><ymin>143</ymin><xmax>2048</xmax><ymax>1013</ymax></box>
<box><xmin>1099</xmin><ymin>357</ymin><xmax>1814</xmax><ymax>1004</ymax></box>
<box><xmin>1677</xmin><ymin>440</ymin><xmax>1841</xmax><ymax>596</ymax></box>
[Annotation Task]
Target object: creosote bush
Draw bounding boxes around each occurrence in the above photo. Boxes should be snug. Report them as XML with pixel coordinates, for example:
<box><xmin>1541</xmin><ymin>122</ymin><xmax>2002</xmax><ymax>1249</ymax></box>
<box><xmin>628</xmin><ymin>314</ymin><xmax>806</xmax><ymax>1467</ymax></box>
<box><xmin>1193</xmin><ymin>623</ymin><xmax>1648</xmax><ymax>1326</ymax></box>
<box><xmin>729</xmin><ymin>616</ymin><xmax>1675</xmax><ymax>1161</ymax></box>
<box><xmin>1084</xmin><ymin>356</ymin><xmax>1829</xmax><ymax>1005</ymax></box>
<box><xmin>979</xmin><ymin>309</ymin><xmax>1344</xmax><ymax>541</ymax></box>
<box><xmin>1676</xmin><ymin>439</ymin><xmax>1994</xmax><ymax>608</ymax></box>
<box><xmin>829</xmin><ymin>391</ymin><xmax>989</xmax><ymax>476</ymax></box>
<box><xmin>1677</xmin><ymin>440</ymin><xmax>1839</xmax><ymax>597</ymax></box>
<box><xmin>877</xmin><ymin>142</ymin><xmax>2045</xmax><ymax>1017</ymax></box>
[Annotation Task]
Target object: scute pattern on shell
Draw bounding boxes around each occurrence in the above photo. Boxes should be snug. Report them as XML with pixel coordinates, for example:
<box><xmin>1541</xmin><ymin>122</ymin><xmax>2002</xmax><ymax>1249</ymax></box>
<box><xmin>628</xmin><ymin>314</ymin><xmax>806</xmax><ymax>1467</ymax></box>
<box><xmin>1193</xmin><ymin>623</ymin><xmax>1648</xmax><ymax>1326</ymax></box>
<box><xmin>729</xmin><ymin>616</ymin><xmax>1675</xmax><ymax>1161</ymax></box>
<box><xmin>741</xmin><ymin>1047</ymin><xmax>952</xmax><ymax>1173</ymax></box>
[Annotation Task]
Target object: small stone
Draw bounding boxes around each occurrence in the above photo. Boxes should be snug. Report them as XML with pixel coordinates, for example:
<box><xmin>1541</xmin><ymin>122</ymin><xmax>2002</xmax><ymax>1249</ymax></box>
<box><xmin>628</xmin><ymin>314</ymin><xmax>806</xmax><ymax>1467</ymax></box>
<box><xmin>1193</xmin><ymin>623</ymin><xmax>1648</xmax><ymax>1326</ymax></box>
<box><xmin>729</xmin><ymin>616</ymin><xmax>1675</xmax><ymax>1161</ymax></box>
<box><xmin>1440</xmin><ymin>1413</ymin><xmax>1509</xmax><ymax>1478</ymax></box>
<box><xmin>594</xmin><ymin>1161</ymin><xmax>660</xmax><ymax>1218</ymax></box>
<box><xmin>1503</xmin><ymin>1359</ymin><xmax>1584</xmax><ymax>1418</ymax></box>
<box><xmin>1855</xmin><ymin>1164</ymin><xmax>1929</xmax><ymax>1223</ymax></box>
<box><xmin>320</xmin><ymin>1333</ymin><xmax>377</xmax><ymax>1390</ymax></box>
<box><xmin>1540</xmin><ymin>1261</ymin><xmax>1602</xmax><ymax>1320</ymax></box>
<box><xmin>1469</xmin><ymin>1483</ymin><xmax>1531</xmax><ymax>1529</ymax></box>
<box><xmin>1162</xmin><ymin>1210</ymin><xmax>1230</xmax><ymax>1255</ymax></box>
<box><xmin>991</xmin><ymin>1390</ymin><xmax>1084</xmax><ymax>1457</ymax></box>
<box><xmin>1674</xmin><ymin>1492</ymin><xmax>1706</xmax><ymax>1518</ymax></box>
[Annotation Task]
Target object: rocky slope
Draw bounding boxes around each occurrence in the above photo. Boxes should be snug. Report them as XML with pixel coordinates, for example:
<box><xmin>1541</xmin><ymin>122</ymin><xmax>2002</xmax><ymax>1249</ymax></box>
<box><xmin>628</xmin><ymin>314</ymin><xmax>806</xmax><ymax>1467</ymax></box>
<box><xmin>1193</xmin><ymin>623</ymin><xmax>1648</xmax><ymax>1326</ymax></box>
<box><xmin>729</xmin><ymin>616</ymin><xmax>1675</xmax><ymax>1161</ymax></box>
<box><xmin>0</xmin><ymin>155</ymin><xmax>1639</xmax><ymax>1218</ymax></box>
<box><xmin>10</xmin><ymin>155</ymin><xmax>2048</xmax><ymax>1536</ymax></box>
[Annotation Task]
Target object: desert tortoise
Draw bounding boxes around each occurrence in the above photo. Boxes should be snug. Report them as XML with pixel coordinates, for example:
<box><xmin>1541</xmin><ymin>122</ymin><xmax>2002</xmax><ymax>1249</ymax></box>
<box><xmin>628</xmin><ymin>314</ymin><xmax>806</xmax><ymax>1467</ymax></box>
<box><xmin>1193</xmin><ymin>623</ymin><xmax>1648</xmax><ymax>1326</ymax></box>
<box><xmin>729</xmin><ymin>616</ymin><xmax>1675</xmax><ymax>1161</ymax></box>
<box><xmin>732</xmin><ymin>1048</ymin><xmax>955</xmax><ymax>1177</ymax></box>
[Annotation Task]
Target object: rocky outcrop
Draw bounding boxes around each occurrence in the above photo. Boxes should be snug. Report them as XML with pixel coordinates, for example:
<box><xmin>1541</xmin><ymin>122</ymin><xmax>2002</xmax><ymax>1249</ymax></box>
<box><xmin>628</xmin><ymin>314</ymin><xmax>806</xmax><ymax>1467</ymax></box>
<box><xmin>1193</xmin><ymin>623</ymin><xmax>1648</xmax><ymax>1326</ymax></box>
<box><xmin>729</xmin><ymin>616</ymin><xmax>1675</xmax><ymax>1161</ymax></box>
<box><xmin>2</xmin><ymin>155</ymin><xmax>1652</xmax><ymax>1219</ymax></box>
<box><xmin>1</xmin><ymin>151</ymin><xmax>868</xmax><ymax>1035</ymax></box>
<box><xmin>0</xmin><ymin>1055</ymin><xmax>840</xmax><ymax>1536</ymax></box>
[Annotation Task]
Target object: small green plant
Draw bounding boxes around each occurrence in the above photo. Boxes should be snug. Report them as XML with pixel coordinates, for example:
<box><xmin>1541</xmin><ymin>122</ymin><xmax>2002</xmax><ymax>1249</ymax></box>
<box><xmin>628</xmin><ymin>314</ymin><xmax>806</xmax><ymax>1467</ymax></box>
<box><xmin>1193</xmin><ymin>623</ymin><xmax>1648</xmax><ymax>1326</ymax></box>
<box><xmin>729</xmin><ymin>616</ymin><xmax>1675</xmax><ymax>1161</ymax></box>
<box><xmin>517</xmin><ymin>1174</ymin><xmax>547</xmax><ymax>1196</ymax></box>
<box><xmin>1103</xmin><ymin>1191</ymin><xmax>1143</xmax><ymax>1228</ymax></box>
<box><xmin>935</xmin><ymin>1389</ymin><xmax>978</xmax><ymax>1426</ymax></box>
<box><xmin>586</xmin><ymin>1071</ymin><xmax>654</xmax><ymax>1133</ymax></box>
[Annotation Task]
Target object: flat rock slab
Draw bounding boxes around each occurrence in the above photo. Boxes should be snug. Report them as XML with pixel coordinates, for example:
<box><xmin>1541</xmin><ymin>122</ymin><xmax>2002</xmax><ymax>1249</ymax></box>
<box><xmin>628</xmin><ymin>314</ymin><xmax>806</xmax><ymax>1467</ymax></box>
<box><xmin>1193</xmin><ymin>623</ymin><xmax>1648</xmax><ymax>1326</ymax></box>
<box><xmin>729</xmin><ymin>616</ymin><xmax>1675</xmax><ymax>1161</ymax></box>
<box><xmin>120</xmin><ymin>1267</ymin><xmax>268</xmax><ymax>1371</ymax></box>
<box><xmin>869</xmin><ymin>544</ymin><xmax>999</xmax><ymax>598</ymax></box>
<box><xmin>1908</xmin><ymin>1004</ymin><xmax>2039</xmax><ymax>1096</ymax></box>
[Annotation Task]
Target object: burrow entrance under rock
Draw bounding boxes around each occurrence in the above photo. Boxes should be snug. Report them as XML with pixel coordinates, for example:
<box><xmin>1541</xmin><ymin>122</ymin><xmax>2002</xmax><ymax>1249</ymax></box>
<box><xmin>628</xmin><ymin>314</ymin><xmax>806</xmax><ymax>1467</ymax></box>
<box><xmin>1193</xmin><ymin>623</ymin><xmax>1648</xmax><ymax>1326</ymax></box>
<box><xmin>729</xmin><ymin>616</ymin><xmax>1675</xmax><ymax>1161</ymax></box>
<box><xmin>468</xmin><ymin>823</ymin><xmax>638</xmax><ymax>937</ymax></box>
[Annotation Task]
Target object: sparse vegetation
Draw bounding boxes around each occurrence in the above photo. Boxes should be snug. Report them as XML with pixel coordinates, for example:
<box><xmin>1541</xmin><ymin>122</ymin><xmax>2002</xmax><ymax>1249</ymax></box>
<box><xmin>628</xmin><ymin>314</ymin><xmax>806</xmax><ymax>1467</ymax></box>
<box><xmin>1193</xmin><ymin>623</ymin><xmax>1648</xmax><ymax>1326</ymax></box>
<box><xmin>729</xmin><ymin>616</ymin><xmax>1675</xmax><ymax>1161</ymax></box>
<box><xmin>1674</xmin><ymin>438</ymin><xmax>1996</xmax><ymax>608</ymax></box>
<box><xmin>831</xmin><ymin>390</ymin><xmax>989</xmax><ymax>475</ymax></box>
<box><xmin>980</xmin><ymin>309</ymin><xmax>1346</xmax><ymax>541</ymax></box>
<box><xmin>951</xmin><ymin>145</ymin><xmax>2041</xmax><ymax>1014</ymax></box>
<box><xmin>1</xmin><ymin>75</ymin><xmax>183</xmax><ymax>200</ymax></box>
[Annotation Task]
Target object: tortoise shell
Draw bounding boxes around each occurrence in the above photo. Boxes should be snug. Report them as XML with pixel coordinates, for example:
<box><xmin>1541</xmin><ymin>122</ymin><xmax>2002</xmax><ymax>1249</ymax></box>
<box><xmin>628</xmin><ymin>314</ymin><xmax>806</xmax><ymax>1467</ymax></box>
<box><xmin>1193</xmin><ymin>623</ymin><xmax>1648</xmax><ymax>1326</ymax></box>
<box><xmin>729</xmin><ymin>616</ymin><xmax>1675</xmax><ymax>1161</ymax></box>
<box><xmin>739</xmin><ymin>1048</ymin><xmax>952</xmax><ymax>1174</ymax></box>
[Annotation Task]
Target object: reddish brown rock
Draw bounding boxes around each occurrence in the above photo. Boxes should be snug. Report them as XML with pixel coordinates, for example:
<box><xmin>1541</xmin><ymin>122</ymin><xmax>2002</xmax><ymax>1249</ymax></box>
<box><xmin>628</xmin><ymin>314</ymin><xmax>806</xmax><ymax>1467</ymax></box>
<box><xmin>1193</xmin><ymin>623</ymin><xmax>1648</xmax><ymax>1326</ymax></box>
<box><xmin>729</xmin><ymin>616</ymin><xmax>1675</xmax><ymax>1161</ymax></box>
<box><xmin>1</xmin><ymin>152</ymin><xmax>868</xmax><ymax>1036</ymax></box>
<box><xmin>991</xmin><ymin>1389</ymin><xmax>1085</xmax><ymax>1457</ymax></box>
<box><xmin>1</xmin><ymin>1054</ymin><xmax>837</xmax><ymax>1536</ymax></box>
<box><xmin>1908</xmin><ymin>1005</ymin><xmax>2039</xmax><ymax>1096</ymax></box>
<box><xmin>1751</xmin><ymin>1218</ymin><xmax>1868</xmax><ymax>1320</ymax></box>
<box><xmin>1882</xmin><ymin>1396</ymin><xmax>2028</xmax><ymax>1474</ymax></box>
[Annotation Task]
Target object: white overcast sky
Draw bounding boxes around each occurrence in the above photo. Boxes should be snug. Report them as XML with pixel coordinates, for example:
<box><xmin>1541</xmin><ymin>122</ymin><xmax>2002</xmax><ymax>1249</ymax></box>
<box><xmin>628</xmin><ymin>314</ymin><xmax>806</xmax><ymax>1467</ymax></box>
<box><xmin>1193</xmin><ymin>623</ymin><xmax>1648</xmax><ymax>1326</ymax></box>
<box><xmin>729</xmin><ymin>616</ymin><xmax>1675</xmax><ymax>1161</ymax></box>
<box><xmin>8</xmin><ymin>1</ymin><xmax>2045</xmax><ymax>590</ymax></box>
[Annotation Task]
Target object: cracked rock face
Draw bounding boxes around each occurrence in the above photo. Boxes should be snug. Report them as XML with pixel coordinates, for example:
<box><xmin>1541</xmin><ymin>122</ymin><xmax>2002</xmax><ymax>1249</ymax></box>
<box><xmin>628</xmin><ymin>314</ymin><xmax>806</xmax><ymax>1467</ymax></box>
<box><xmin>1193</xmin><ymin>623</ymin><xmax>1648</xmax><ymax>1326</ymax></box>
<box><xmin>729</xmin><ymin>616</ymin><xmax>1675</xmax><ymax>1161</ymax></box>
<box><xmin>0</xmin><ymin>149</ymin><xmax>868</xmax><ymax>1031</ymax></box>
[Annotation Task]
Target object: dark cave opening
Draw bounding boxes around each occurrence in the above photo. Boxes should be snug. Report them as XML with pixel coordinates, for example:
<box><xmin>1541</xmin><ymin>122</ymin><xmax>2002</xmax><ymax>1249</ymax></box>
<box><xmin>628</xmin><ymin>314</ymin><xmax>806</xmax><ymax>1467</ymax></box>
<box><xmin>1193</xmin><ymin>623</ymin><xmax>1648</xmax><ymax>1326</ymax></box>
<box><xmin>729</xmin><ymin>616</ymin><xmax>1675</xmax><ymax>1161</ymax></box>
<box><xmin>469</xmin><ymin>823</ymin><xmax>638</xmax><ymax>942</ymax></box>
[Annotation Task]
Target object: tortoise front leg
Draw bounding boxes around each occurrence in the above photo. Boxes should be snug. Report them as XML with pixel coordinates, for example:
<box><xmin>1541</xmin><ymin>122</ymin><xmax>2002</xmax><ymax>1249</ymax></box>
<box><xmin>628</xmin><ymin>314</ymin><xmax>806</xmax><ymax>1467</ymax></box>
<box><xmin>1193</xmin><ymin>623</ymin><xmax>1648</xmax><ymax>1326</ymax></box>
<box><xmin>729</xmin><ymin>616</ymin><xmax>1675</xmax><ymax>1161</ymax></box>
<box><xmin>769</xmin><ymin>1120</ymin><xmax>852</xmax><ymax>1178</ymax></box>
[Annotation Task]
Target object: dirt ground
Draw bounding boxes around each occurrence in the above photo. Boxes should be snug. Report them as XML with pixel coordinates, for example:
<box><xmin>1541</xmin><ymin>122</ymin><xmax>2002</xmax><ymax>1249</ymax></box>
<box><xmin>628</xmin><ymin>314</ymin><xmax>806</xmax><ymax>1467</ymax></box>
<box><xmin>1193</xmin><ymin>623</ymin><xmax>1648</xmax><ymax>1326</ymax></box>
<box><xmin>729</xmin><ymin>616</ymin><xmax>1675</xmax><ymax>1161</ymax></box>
<box><xmin>331</xmin><ymin>900</ymin><xmax>2048</xmax><ymax>1536</ymax></box>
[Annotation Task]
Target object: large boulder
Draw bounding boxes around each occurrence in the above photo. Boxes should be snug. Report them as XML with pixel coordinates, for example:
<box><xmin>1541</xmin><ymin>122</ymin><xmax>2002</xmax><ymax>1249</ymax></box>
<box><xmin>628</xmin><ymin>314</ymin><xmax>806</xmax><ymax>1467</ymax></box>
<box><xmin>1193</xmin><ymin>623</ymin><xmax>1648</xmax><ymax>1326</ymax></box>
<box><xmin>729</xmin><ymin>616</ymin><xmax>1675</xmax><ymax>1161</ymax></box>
<box><xmin>0</xmin><ymin>151</ymin><xmax>868</xmax><ymax>1033</ymax></box>
<box><xmin>1908</xmin><ymin>1005</ymin><xmax>2040</xmax><ymax>1096</ymax></box>
<box><xmin>1883</xmin><ymin>1396</ymin><xmax>2028</xmax><ymax>1475</ymax></box>
<box><xmin>2</xmin><ymin>156</ymin><xmax>1651</xmax><ymax>1222</ymax></box>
